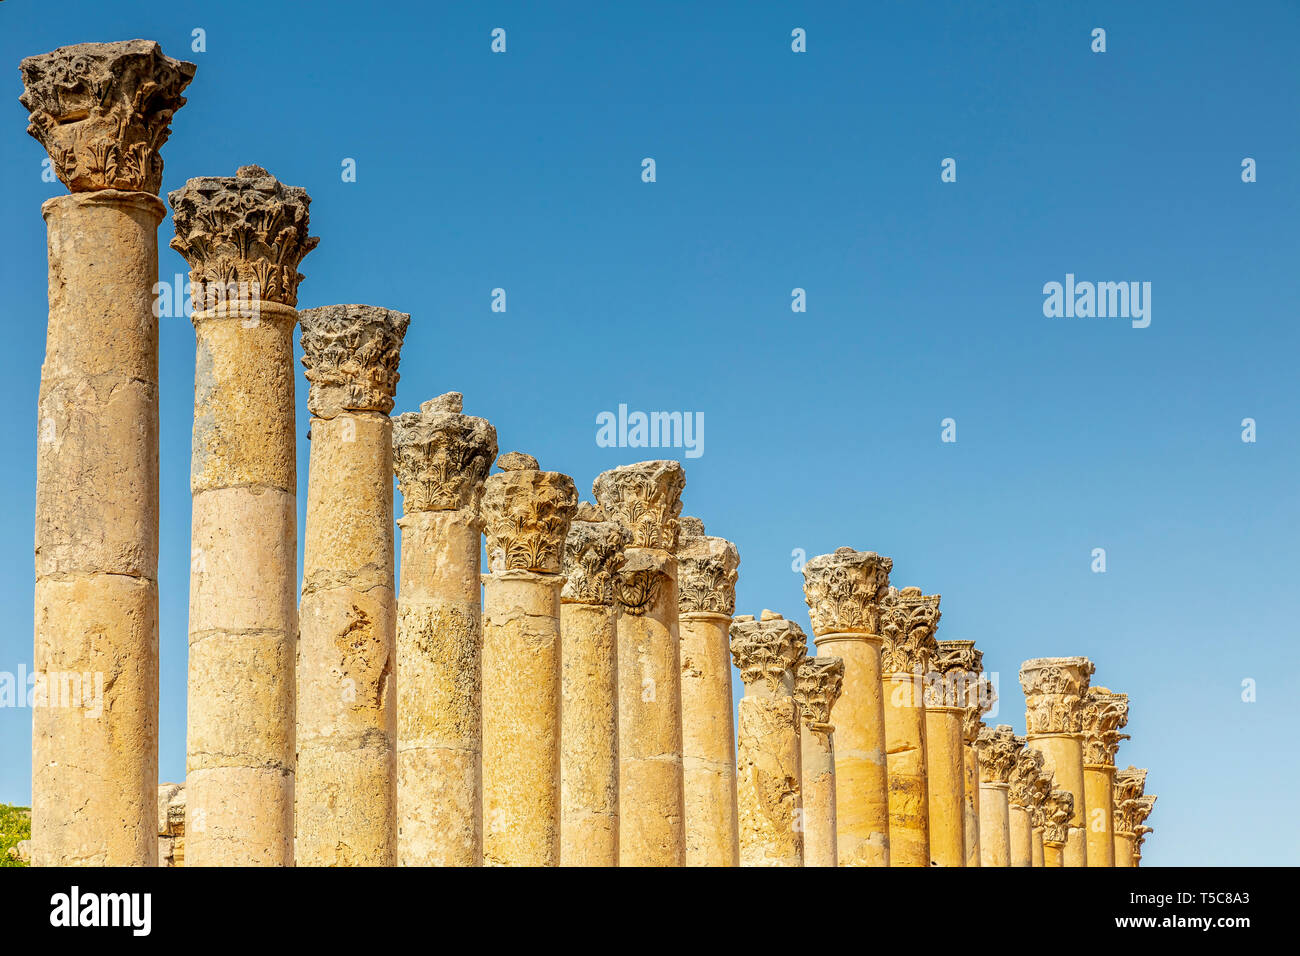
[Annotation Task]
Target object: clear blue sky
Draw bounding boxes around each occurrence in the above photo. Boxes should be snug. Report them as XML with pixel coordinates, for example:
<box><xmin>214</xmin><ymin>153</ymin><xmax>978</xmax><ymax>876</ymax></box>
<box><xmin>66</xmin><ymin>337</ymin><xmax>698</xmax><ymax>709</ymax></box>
<box><xmin>2</xmin><ymin>1</ymin><xmax>1297</xmax><ymax>866</ymax></box>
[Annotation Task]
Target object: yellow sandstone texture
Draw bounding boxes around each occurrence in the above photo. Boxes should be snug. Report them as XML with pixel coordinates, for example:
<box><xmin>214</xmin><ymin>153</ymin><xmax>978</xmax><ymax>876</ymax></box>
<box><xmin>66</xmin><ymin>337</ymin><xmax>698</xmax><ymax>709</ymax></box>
<box><xmin>730</xmin><ymin>611</ymin><xmax>805</xmax><ymax>867</ymax></box>
<box><xmin>793</xmin><ymin>655</ymin><xmax>844</xmax><ymax>867</ymax></box>
<box><xmin>23</xmin><ymin>40</ymin><xmax>194</xmax><ymax>867</ymax></box>
<box><xmin>392</xmin><ymin>393</ymin><xmax>497</xmax><ymax>866</ymax></box>
<box><xmin>801</xmin><ymin>548</ymin><xmax>892</xmax><ymax>866</ymax></box>
<box><xmin>296</xmin><ymin>304</ymin><xmax>408</xmax><ymax>866</ymax></box>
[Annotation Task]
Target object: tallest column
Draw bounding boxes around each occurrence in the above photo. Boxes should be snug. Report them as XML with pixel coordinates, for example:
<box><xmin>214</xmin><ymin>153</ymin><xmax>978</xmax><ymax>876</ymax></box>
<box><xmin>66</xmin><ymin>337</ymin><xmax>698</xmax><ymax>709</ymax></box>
<box><xmin>170</xmin><ymin>167</ymin><xmax>318</xmax><ymax>865</ymax></box>
<box><xmin>22</xmin><ymin>41</ymin><xmax>195</xmax><ymax>866</ymax></box>
<box><xmin>594</xmin><ymin>460</ymin><xmax>688</xmax><ymax>866</ymax></box>
<box><xmin>801</xmin><ymin>547</ymin><xmax>894</xmax><ymax>866</ymax></box>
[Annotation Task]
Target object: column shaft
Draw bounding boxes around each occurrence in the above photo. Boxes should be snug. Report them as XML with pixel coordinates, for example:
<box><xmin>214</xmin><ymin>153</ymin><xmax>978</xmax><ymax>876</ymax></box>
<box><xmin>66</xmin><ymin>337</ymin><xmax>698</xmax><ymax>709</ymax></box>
<box><xmin>978</xmin><ymin>782</ymin><xmax>1010</xmax><ymax>866</ymax></box>
<box><xmin>800</xmin><ymin>728</ymin><xmax>836</xmax><ymax>866</ymax></box>
<box><xmin>297</xmin><ymin>413</ymin><xmax>397</xmax><ymax>865</ymax></box>
<box><xmin>1084</xmin><ymin>764</ymin><xmax>1116</xmax><ymax>867</ymax></box>
<box><xmin>1044</xmin><ymin>842</ymin><xmax>1065</xmax><ymax>867</ymax></box>
<box><xmin>1114</xmin><ymin>832</ymin><xmax>1136</xmax><ymax>867</ymax></box>
<box><xmin>923</xmin><ymin>706</ymin><xmax>965</xmax><ymax>866</ymax></box>
<box><xmin>963</xmin><ymin>744</ymin><xmax>981</xmax><ymax>866</ymax></box>
<box><xmin>737</xmin><ymin>693</ymin><xmax>803</xmax><ymax>866</ymax></box>
<box><xmin>482</xmin><ymin>570</ymin><xmax>563</xmax><ymax>865</ymax></box>
<box><xmin>616</xmin><ymin>555</ymin><xmax>686</xmax><ymax>865</ymax></box>
<box><xmin>560</xmin><ymin>601</ymin><xmax>619</xmax><ymax>865</ymax></box>
<box><xmin>679</xmin><ymin>611</ymin><xmax>738</xmax><ymax>866</ymax></box>
<box><xmin>33</xmin><ymin>192</ymin><xmax>164</xmax><ymax>866</ymax></box>
<box><xmin>817</xmin><ymin>634</ymin><xmax>888</xmax><ymax>866</ymax></box>
<box><xmin>187</xmin><ymin>302</ymin><xmax>298</xmax><ymax>866</ymax></box>
<box><xmin>1031</xmin><ymin>827</ymin><xmax>1045</xmax><ymax>866</ymax></box>
<box><xmin>1008</xmin><ymin>805</ymin><xmax>1033</xmax><ymax>867</ymax></box>
<box><xmin>396</xmin><ymin>509</ymin><xmax>482</xmax><ymax>865</ymax></box>
<box><xmin>883</xmin><ymin>673</ymin><xmax>930</xmax><ymax>865</ymax></box>
<box><xmin>1033</xmin><ymin>735</ymin><xmax>1088</xmax><ymax>866</ymax></box>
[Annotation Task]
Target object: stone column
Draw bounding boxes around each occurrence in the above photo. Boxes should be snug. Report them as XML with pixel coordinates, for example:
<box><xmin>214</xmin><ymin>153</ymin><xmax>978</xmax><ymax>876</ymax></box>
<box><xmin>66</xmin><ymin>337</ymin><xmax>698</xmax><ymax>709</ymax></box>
<box><xmin>924</xmin><ymin>640</ymin><xmax>976</xmax><ymax>866</ymax></box>
<box><xmin>22</xmin><ymin>40</ymin><xmax>193</xmax><ymax>867</ymax></box>
<box><xmin>1030</xmin><ymin>808</ymin><xmax>1046</xmax><ymax>866</ymax></box>
<box><xmin>974</xmin><ymin>724</ymin><xmax>1020</xmax><ymax>867</ymax></box>
<box><xmin>1021</xmin><ymin>656</ymin><xmax>1095</xmax><ymax>866</ymax></box>
<box><xmin>1081</xmin><ymin>687</ymin><xmax>1129</xmax><ymax>867</ymax></box>
<box><xmin>480</xmin><ymin>453</ymin><xmax>577</xmax><ymax>866</ymax></box>
<box><xmin>879</xmin><ymin>586</ymin><xmax>940</xmax><ymax>866</ymax></box>
<box><xmin>730</xmin><ymin>611</ymin><xmax>805</xmax><ymax>866</ymax></box>
<box><xmin>1041</xmin><ymin>788</ymin><xmax>1074</xmax><ymax>867</ymax></box>
<box><xmin>676</xmin><ymin>516</ymin><xmax>740</xmax><ymax>867</ymax></box>
<box><xmin>169</xmin><ymin>165</ymin><xmax>316</xmax><ymax>866</ymax></box>
<box><xmin>801</xmin><ymin>547</ymin><xmax>893</xmax><ymax>867</ymax></box>
<box><xmin>392</xmin><ymin>393</ymin><xmax>497</xmax><ymax>866</ymax></box>
<box><xmin>793</xmin><ymin>655</ymin><xmax>844</xmax><ymax>867</ymax></box>
<box><xmin>296</xmin><ymin>305</ymin><xmax>408</xmax><ymax>866</ymax></box>
<box><xmin>559</xmin><ymin>503</ymin><xmax>629</xmax><ymax>867</ymax></box>
<box><xmin>960</xmin><ymin>657</ymin><xmax>996</xmax><ymax>867</ymax></box>
<box><xmin>1113</xmin><ymin>766</ymin><xmax>1155</xmax><ymax>868</ymax></box>
<box><xmin>593</xmin><ymin>460</ymin><xmax>687</xmax><ymax>867</ymax></box>
<box><xmin>1007</xmin><ymin>740</ymin><xmax>1044</xmax><ymax>868</ymax></box>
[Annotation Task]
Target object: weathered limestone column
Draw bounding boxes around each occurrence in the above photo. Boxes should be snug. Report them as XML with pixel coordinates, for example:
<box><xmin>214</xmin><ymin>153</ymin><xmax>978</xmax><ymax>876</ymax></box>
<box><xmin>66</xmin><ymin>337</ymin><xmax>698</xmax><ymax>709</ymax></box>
<box><xmin>676</xmin><ymin>516</ymin><xmax>740</xmax><ymax>867</ymax></box>
<box><xmin>170</xmin><ymin>166</ymin><xmax>316</xmax><ymax>866</ymax></box>
<box><xmin>23</xmin><ymin>40</ymin><xmax>193</xmax><ymax>867</ymax></box>
<box><xmin>958</xmin><ymin>647</ymin><xmax>996</xmax><ymax>867</ymax></box>
<box><xmin>593</xmin><ymin>460</ymin><xmax>687</xmax><ymax>867</ymax></box>
<box><xmin>801</xmin><ymin>548</ymin><xmax>893</xmax><ymax>866</ymax></box>
<box><xmin>1021</xmin><ymin>656</ymin><xmax>1095</xmax><ymax>866</ymax></box>
<box><xmin>559</xmin><ymin>503</ymin><xmax>629</xmax><ymax>867</ymax></box>
<box><xmin>730</xmin><ymin>611</ymin><xmax>805</xmax><ymax>866</ymax></box>
<box><xmin>481</xmin><ymin>453</ymin><xmax>577</xmax><ymax>866</ymax></box>
<box><xmin>1029</xmin><ymin>783</ymin><xmax>1048</xmax><ymax>867</ymax></box>
<box><xmin>1132</xmin><ymin>825</ymin><xmax>1154</xmax><ymax>866</ymax></box>
<box><xmin>879</xmin><ymin>586</ymin><xmax>939</xmax><ymax>866</ymax></box>
<box><xmin>924</xmin><ymin>640</ymin><xmax>976</xmax><ymax>866</ymax></box>
<box><xmin>392</xmin><ymin>393</ymin><xmax>497</xmax><ymax>866</ymax></box>
<box><xmin>1081</xmin><ymin>687</ymin><xmax>1129</xmax><ymax>867</ymax></box>
<box><xmin>975</xmin><ymin>724</ymin><xmax>1020</xmax><ymax>867</ymax></box>
<box><xmin>793</xmin><ymin>656</ymin><xmax>844</xmax><ymax>867</ymax></box>
<box><xmin>296</xmin><ymin>305</ymin><xmax>408</xmax><ymax>866</ymax></box>
<box><xmin>1041</xmin><ymin>788</ymin><xmax>1074</xmax><ymax>867</ymax></box>
<box><xmin>1007</xmin><ymin>739</ymin><xmax>1045</xmax><ymax>868</ymax></box>
<box><xmin>1113</xmin><ymin>766</ymin><xmax>1156</xmax><ymax>868</ymax></box>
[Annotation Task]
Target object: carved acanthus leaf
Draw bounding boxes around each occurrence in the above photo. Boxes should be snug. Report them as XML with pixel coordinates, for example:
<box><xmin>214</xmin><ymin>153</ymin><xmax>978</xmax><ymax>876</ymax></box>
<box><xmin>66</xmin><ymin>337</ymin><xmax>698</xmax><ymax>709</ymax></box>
<box><xmin>1081</xmin><ymin>687</ymin><xmax>1130</xmax><ymax>766</ymax></box>
<box><xmin>676</xmin><ymin>516</ymin><xmax>740</xmax><ymax>615</ymax></box>
<box><xmin>592</xmin><ymin>460</ymin><xmax>685</xmax><ymax>551</ymax></box>
<box><xmin>392</xmin><ymin>393</ymin><xmax>497</xmax><ymax>514</ymax></box>
<box><xmin>975</xmin><ymin>724</ymin><xmax>1022</xmax><ymax>784</ymax></box>
<box><xmin>729</xmin><ymin>612</ymin><xmax>806</xmax><ymax>693</ymax></box>
<box><xmin>300</xmin><ymin>305</ymin><xmax>409</xmax><ymax>417</ymax></box>
<box><xmin>793</xmin><ymin>656</ymin><xmax>844</xmax><ymax>734</ymax></box>
<box><xmin>169</xmin><ymin>165</ymin><xmax>319</xmax><ymax>308</ymax></box>
<box><xmin>879</xmin><ymin>585</ymin><xmax>940</xmax><ymax>675</ymax></box>
<box><xmin>481</xmin><ymin>453</ymin><xmax>577</xmax><ymax>574</ymax></box>
<box><xmin>19</xmin><ymin>40</ymin><xmax>196</xmax><ymax>193</ymax></box>
<box><xmin>800</xmin><ymin>547</ymin><xmax>892</xmax><ymax>636</ymax></box>
<box><xmin>561</xmin><ymin>504</ymin><xmax>630</xmax><ymax>605</ymax></box>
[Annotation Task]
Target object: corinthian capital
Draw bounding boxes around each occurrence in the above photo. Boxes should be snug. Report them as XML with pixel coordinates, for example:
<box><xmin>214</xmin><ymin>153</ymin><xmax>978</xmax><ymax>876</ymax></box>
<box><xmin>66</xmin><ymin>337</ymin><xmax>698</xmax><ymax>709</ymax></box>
<box><xmin>392</xmin><ymin>393</ymin><xmax>497</xmax><ymax>514</ymax></box>
<box><xmin>676</xmin><ymin>516</ymin><xmax>740</xmax><ymax>616</ymax></box>
<box><xmin>729</xmin><ymin>611</ymin><xmax>806</xmax><ymax>694</ymax></box>
<box><xmin>1081</xmin><ymin>687</ymin><xmax>1130</xmax><ymax>766</ymax></box>
<box><xmin>169</xmin><ymin>165</ymin><xmax>319</xmax><ymax>308</ymax></box>
<box><xmin>19</xmin><ymin>40</ymin><xmax>196</xmax><ymax>194</ymax></box>
<box><xmin>879</xmin><ymin>586</ymin><xmax>941</xmax><ymax>675</ymax></box>
<box><xmin>1113</xmin><ymin>766</ymin><xmax>1156</xmax><ymax>834</ymax></box>
<box><xmin>1007</xmin><ymin>740</ymin><xmax>1045</xmax><ymax>808</ymax></box>
<box><xmin>1042</xmin><ymin>789</ymin><xmax>1075</xmax><ymax>845</ymax></box>
<box><xmin>961</xmin><ymin>674</ymin><xmax>997</xmax><ymax>744</ymax></box>
<box><xmin>793</xmin><ymin>656</ymin><xmax>844</xmax><ymax>735</ymax></box>
<box><xmin>800</xmin><ymin>547</ymin><xmax>893</xmax><ymax>636</ymax></box>
<box><xmin>592</xmin><ymin>460</ymin><xmax>685</xmax><ymax>551</ymax></box>
<box><xmin>481</xmin><ymin>452</ymin><xmax>578</xmax><ymax>574</ymax></box>
<box><xmin>975</xmin><ymin>724</ymin><xmax>1022</xmax><ymax>784</ymax></box>
<box><xmin>1020</xmin><ymin>656</ymin><xmax>1095</xmax><ymax>736</ymax></box>
<box><xmin>561</xmin><ymin>503</ymin><xmax>630</xmax><ymax>605</ymax></box>
<box><xmin>299</xmin><ymin>305</ymin><xmax>409</xmax><ymax>417</ymax></box>
<box><xmin>926</xmin><ymin>639</ymin><xmax>982</xmax><ymax>708</ymax></box>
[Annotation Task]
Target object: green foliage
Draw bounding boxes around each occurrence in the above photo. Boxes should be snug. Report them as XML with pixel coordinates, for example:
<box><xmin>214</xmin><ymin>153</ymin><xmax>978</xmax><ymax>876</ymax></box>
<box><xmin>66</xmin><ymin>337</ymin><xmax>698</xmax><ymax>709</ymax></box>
<box><xmin>0</xmin><ymin>804</ymin><xmax>31</xmax><ymax>867</ymax></box>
